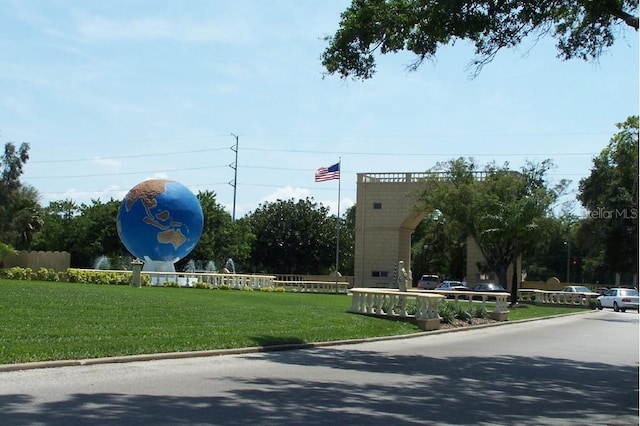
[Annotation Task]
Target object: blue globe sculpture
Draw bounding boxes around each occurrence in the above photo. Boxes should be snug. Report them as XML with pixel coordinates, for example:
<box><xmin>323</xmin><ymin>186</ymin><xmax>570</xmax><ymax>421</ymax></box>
<box><xmin>117</xmin><ymin>179</ymin><xmax>203</xmax><ymax>269</ymax></box>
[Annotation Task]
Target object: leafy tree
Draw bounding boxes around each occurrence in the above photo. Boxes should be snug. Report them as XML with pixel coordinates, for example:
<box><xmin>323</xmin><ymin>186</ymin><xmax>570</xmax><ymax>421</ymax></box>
<box><xmin>32</xmin><ymin>199</ymin><xmax>80</xmax><ymax>253</ymax></box>
<box><xmin>246</xmin><ymin>198</ymin><xmax>338</xmax><ymax>274</ymax></box>
<box><xmin>419</xmin><ymin>158</ymin><xmax>564</xmax><ymax>301</ymax></box>
<box><xmin>521</xmin><ymin>214</ymin><xmax>576</xmax><ymax>282</ymax></box>
<box><xmin>62</xmin><ymin>199</ymin><xmax>125</xmax><ymax>268</ymax></box>
<box><xmin>0</xmin><ymin>142</ymin><xmax>29</xmax><ymax>198</ymax></box>
<box><xmin>577</xmin><ymin>116</ymin><xmax>639</xmax><ymax>284</ymax></box>
<box><xmin>9</xmin><ymin>185</ymin><xmax>43</xmax><ymax>250</ymax></box>
<box><xmin>0</xmin><ymin>142</ymin><xmax>43</xmax><ymax>250</ymax></box>
<box><xmin>411</xmin><ymin>209</ymin><xmax>467</xmax><ymax>283</ymax></box>
<box><xmin>573</xmin><ymin>221</ymin><xmax>611</xmax><ymax>284</ymax></box>
<box><xmin>322</xmin><ymin>0</ymin><xmax>638</xmax><ymax>80</ymax></box>
<box><xmin>181</xmin><ymin>190</ymin><xmax>254</xmax><ymax>272</ymax></box>
<box><xmin>0</xmin><ymin>242</ymin><xmax>16</xmax><ymax>266</ymax></box>
<box><xmin>338</xmin><ymin>204</ymin><xmax>356</xmax><ymax>276</ymax></box>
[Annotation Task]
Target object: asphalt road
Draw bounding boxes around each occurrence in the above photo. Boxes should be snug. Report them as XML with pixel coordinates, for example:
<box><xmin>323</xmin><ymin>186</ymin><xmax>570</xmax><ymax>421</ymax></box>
<box><xmin>1</xmin><ymin>310</ymin><xmax>638</xmax><ymax>425</ymax></box>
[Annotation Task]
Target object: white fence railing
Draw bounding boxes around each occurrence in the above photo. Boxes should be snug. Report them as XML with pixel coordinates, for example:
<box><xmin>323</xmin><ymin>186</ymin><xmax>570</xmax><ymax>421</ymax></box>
<box><xmin>518</xmin><ymin>289</ymin><xmax>598</xmax><ymax>307</ymax></box>
<box><xmin>73</xmin><ymin>269</ymin><xmax>352</xmax><ymax>293</ymax></box>
<box><xmin>349</xmin><ymin>288</ymin><xmax>445</xmax><ymax>330</ymax></box>
<box><xmin>142</xmin><ymin>271</ymin><xmax>276</xmax><ymax>290</ymax></box>
<box><xmin>274</xmin><ymin>280</ymin><xmax>349</xmax><ymax>294</ymax></box>
<box><xmin>409</xmin><ymin>289</ymin><xmax>511</xmax><ymax>321</ymax></box>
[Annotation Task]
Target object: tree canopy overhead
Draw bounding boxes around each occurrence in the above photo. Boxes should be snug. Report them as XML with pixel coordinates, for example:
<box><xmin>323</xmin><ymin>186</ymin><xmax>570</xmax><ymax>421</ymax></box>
<box><xmin>322</xmin><ymin>0</ymin><xmax>638</xmax><ymax>79</ymax></box>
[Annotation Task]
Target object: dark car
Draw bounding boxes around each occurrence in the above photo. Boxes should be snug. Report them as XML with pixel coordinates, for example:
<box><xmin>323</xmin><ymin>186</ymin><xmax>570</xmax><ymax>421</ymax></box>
<box><xmin>472</xmin><ymin>282</ymin><xmax>506</xmax><ymax>292</ymax></box>
<box><xmin>471</xmin><ymin>282</ymin><xmax>507</xmax><ymax>300</ymax></box>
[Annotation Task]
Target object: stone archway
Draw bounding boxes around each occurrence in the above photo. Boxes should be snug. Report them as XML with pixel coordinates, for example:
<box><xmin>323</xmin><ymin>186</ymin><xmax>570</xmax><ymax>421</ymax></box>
<box><xmin>354</xmin><ymin>172</ymin><xmax>519</xmax><ymax>289</ymax></box>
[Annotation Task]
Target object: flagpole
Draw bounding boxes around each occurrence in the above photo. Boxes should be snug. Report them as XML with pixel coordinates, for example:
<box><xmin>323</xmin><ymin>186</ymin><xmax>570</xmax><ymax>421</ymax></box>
<box><xmin>335</xmin><ymin>158</ymin><xmax>341</xmax><ymax>283</ymax></box>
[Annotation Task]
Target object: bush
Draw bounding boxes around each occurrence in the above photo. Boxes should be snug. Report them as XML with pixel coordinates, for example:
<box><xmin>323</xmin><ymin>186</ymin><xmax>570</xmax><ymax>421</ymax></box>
<box><xmin>381</xmin><ymin>297</ymin><xmax>417</xmax><ymax>315</ymax></box>
<box><xmin>472</xmin><ymin>304</ymin><xmax>487</xmax><ymax>318</ymax></box>
<box><xmin>260</xmin><ymin>286</ymin><xmax>286</xmax><ymax>292</ymax></box>
<box><xmin>66</xmin><ymin>269</ymin><xmax>131</xmax><ymax>285</ymax></box>
<box><xmin>163</xmin><ymin>280</ymin><xmax>180</xmax><ymax>288</ymax></box>
<box><xmin>439</xmin><ymin>302</ymin><xmax>456</xmax><ymax>324</ymax></box>
<box><xmin>0</xmin><ymin>267</ymin><xmax>33</xmax><ymax>280</ymax></box>
<box><xmin>194</xmin><ymin>281</ymin><xmax>213</xmax><ymax>290</ymax></box>
<box><xmin>454</xmin><ymin>305</ymin><xmax>471</xmax><ymax>321</ymax></box>
<box><xmin>35</xmin><ymin>268</ymin><xmax>59</xmax><ymax>282</ymax></box>
<box><xmin>438</xmin><ymin>301</ymin><xmax>488</xmax><ymax>323</ymax></box>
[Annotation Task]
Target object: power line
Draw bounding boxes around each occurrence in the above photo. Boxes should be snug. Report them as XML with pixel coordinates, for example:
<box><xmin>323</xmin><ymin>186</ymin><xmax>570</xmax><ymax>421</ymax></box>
<box><xmin>30</xmin><ymin>147</ymin><xmax>230</xmax><ymax>163</ymax></box>
<box><xmin>23</xmin><ymin>160</ymin><xmax>593</xmax><ymax>180</ymax></box>
<box><xmin>34</xmin><ymin>181</ymin><xmax>357</xmax><ymax>197</ymax></box>
<box><xmin>241</xmin><ymin>147</ymin><xmax>600</xmax><ymax>157</ymax></box>
<box><xmin>29</xmin><ymin>145</ymin><xmax>600</xmax><ymax>164</ymax></box>
<box><xmin>25</xmin><ymin>164</ymin><xmax>229</xmax><ymax>179</ymax></box>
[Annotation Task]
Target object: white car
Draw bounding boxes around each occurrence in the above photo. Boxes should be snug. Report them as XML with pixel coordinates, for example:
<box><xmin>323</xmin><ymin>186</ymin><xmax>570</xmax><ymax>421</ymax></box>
<box><xmin>416</xmin><ymin>274</ymin><xmax>440</xmax><ymax>290</ymax></box>
<box><xmin>560</xmin><ymin>285</ymin><xmax>598</xmax><ymax>294</ymax></box>
<box><xmin>437</xmin><ymin>281</ymin><xmax>469</xmax><ymax>291</ymax></box>
<box><xmin>596</xmin><ymin>288</ymin><xmax>640</xmax><ymax>312</ymax></box>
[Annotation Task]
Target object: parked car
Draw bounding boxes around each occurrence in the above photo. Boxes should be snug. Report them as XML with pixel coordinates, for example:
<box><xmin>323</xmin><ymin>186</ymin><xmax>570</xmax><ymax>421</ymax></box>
<box><xmin>561</xmin><ymin>285</ymin><xmax>597</xmax><ymax>294</ymax></box>
<box><xmin>596</xmin><ymin>288</ymin><xmax>640</xmax><ymax>312</ymax></box>
<box><xmin>472</xmin><ymin>282</ymin><xmax>506</xmax><ymax>293</ymax></box>
<box><xmin>437</xmin><ymin>281</ymin><xmax>469</xmax><ymax>291</ymax></box>
<box><xmin>471</xmin><ymin>282</ymin><xmax>508</xmax><ymax>300</ymax></box>
<box><xmin>417</xmin><ymin>274</ymin><xmax>440</xmax><ymax>290</ymax></box>
<box><xmin>437</xmin><ymin>280</ymin><xmax>470</xmax><ymax>299</ymax></box>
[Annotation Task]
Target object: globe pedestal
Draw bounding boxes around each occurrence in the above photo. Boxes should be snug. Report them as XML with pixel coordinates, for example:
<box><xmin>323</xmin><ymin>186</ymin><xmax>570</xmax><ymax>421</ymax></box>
<box><xmin>143</xmin><ymin>256</ymin><xmax>179</xmax><ymax>273</ymax></box>
<box><xmin>143</xmin><ymin>256</ymin><xmax>182</xmax><ymax>286</ymax></box>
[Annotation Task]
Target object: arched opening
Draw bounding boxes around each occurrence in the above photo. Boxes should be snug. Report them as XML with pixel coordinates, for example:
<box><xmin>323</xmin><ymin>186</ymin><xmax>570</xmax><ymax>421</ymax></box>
<box><xmin>355</xmin><ymin>172</ymin><xmax>520</xmax><ymax>290</ymax></box>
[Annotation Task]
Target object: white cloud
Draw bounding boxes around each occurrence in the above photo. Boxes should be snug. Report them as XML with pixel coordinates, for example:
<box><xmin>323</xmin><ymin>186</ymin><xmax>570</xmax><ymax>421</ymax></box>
<box><xmin>92</xmin><ymin>157</ymin><xmax>122</xmax><ymax>169</ymax></box>
<box><xmin>322</xmin><ymin>196</ymin><xmax>355</xmax><ymax>217</ymax></box>
<box><xmin>144</xmin><ymin>173</ymin><xmax>170</xmax><ymax>181</ymax></box>
<box><xmin>54</xmin><ymin>185</ymin><xmax>126</xmax><ymax>205</ymax></box>
<box><xmin>227</xmin><ymin>189</ymin><xmax>354</xmax><ymax>219</ymax></box>
<box><xmin>260</xmin><ymin>186</ymin><xmax>311</xmax><ymax>204</ymax></box>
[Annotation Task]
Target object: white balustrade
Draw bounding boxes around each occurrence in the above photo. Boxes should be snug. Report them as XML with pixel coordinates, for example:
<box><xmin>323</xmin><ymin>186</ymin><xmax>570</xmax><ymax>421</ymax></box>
<box><xmin>522</xmin><ymin>289</ymin><xmax>597</xmax><ymax>307</ymax></box>
<box><xmin>274</xmin><ymin>280</ymin><xmax>350</xmax><ymax>294</ymax></box>
<box><xmin>410</xmin><ymin>289</ymin><xmax>510</xmax><ymax>321</ymax></box>
<box><xmin>349</xmin><ymin>288</ymin><xmax>446</xmax><ymax>330</ymax></box>
<box><xmin>140</xmin><ymin>271</ymin><xmax>276</xmax><ymax>289</ymax></box>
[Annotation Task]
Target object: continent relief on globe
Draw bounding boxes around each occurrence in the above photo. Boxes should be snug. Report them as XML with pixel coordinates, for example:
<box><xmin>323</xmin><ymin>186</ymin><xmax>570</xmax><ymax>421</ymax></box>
<box><xmin>124</xmin><ymin>180</ymin><xmax>187</xmax><ymax>250</ymax></box>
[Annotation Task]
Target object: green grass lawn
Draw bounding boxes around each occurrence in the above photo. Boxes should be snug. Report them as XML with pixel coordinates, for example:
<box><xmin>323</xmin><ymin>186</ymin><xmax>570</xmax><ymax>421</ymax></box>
<box><xmin>0</xmin><ymin>279</ymin><xmax>589</xmax><ymax>364</ymax></box>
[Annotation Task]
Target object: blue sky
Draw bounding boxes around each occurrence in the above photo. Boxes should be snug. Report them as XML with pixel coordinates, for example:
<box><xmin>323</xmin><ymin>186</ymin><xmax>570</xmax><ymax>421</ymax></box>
<box><xmin>2</xmin><ymin>1</ymin><xmax>638</xmax><ymax>218</ymax></box>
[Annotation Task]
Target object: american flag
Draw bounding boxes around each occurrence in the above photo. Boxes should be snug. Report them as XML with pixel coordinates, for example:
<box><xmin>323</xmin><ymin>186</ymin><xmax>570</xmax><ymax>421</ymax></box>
<box><xmin>315</xmin><ymin>162</ymin><xmax>340</xmax><ymax>182</ymax></box>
